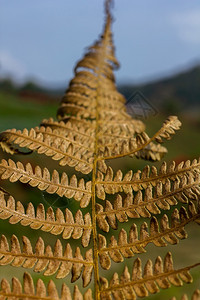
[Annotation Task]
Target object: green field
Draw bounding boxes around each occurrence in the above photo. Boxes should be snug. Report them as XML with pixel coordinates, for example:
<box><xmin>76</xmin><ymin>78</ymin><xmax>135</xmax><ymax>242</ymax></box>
<box><xmin>0</xmin><ymin>91</ymin><xmax>58</xmax><ymax>131</ymax></box>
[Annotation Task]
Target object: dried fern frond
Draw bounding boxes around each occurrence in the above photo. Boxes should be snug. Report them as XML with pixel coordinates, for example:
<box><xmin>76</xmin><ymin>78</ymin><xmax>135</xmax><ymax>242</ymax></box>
<box><xmin>0</xmin><ymin>235</ymin><xmax>93</xmax><ymax>286</ymax></box>
<box><xmin>100</xmin><ymin>252</ymin><xmax>199</xmax><ymax>299</ymax></box>
<box><xmin>0</xmin><ymin>272</ymin><xmax>93</xmax><ymax>299</ymax></box>
<box><xmin>0</xmin><ymin>0</ymin><xmax>199</xmax><ymax>299</ymax></box>
<box><xmin>0</xmin><ymin>191</ymin><xmax>92</xmax><ymax>246</ymax></box>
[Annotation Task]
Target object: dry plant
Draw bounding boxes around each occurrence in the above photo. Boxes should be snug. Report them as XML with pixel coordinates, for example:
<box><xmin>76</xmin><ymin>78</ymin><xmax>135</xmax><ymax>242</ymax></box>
<box><xmin>0</xmin><ymin>1</ymin><xmax>199</xmax><ymax>299</ymax></box>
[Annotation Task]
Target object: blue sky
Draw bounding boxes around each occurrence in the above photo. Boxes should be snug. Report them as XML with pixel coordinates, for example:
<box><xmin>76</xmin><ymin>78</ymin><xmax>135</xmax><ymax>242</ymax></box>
<box><xmin>1</xmin><ymin>0</ymin><xmax>200</xmax><ymax>87</ymax></box>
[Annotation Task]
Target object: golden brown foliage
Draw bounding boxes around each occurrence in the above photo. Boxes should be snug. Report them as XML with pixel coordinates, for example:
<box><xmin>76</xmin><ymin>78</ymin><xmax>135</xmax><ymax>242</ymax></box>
<box><xmin>0</xmin><ymin>0</ymin><xmax>199</xmax><ymax>299</ymax></box>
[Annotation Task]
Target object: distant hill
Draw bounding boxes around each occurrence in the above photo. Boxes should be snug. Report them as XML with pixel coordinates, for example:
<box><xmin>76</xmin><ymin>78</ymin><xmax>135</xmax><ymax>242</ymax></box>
<box><xmin>0</xmin><ymin>79</ymin><xmax>64</xmax><ymax>104</ymax></box>
<box><xmin>119</xmin><ymin>65</ymin><xmax>200</xmax><ymax>115</ymax></box>
<box><xmin>1</xmin><ymin>64</ymin><xmax>200</xmax><ymax>115</ymax></box>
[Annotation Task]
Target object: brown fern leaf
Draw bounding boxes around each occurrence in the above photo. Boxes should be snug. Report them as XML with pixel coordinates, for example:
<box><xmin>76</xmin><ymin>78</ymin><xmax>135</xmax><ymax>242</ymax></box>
<box><xmin>0</xmin><ymin>113</ymin><xmax>154</xmax><ymax>170</ymax></box>
<box><xmin>96</xmin><ymin>158</ymin><xmax>200</xmax><ymax>199</ymax></box>
<box><xmin>0</xmin><ymin>127</ymin><xmax>94</xmax><ymax>174</ymax></box>
<box><xmin>98</xmin><ymin>116</ymin><xmax>181</xmax><ymax>160</ymax></box>
<box><xmin>41</xmin><ymin>117</ymin><xmax>145</xmax><ymax>138</ymax></box>
<box><xmin>98</xmin><ymin>202</ymin><xmax>200</xmax><ymax>269</ymax></box>
<box><xmin>100</xmin><ymin>252</ymin><xmax>199</xmax><ymax>299</ymax></box>
<box><xmin>98</xmin><ymin>119</ymin><xmax>146</xmax><ymax>143</ymax></box>
<box><xmin>0</xmin><ymin>272</ymin><xmax>93</xmax><ymax>299</ymax></box>
<box><xmin>41</xmin><ymin>118</ymin><xmax>95</xmax><ymax>138</ymax></box>
<box><xmin>153</xmin><ymin>115</ymin><xmax>182</xmax><ymax>143</ymax></box>
<box><xmin>0</xmin><ymin>191</ymin><xmax>92</xmax><ymax>246</ymax></box>
<box><xmin>97</xmin><ymin>136</ymin><xmax>168</xmax><ymax>162</ymax></box>
<box><xmin>0</xmin><ymin>235</ymin><xmax>93</xmax><ymax>286</ymax></box>
<box><xmin>134</xmin><ymin>142</ymin><xmax>168</xmax><ymax>161</ymax></box>
<box><xmin>97</xmin><ymin>195</ymin><xmax>200</xmax><ymax>231</ymax></box>
<box><xmin>97</xmin><ymin>119</ymin><xmax>145</xmax><ymax>140</ymax></box>
<box><xmin>0</xmin><ymin>0</ymin><xmax>199</xmax><ymax>299</ymax></box>
<box><xmin>0</xmin><ymin>159</ymin><xmax>92</xmax><ymax>207</ymax></box>
<box><xmin>96</xmin><ymin>116</ymin><xmax>180</xmax><ymax>162</ymax></box>
<box><xmin>96</xmin><ymin>172</ymin><xmax>200</xmax><ymax>226</ymax></box>
<box><xmin>0</xmin><ymin>112</ymin><xmax>152</xmax><ymax>173</ymax></box>
<box><xmin>171</xmin><ymin>289</ymin><xmax>200</xmax><ymax>300</ymax></box>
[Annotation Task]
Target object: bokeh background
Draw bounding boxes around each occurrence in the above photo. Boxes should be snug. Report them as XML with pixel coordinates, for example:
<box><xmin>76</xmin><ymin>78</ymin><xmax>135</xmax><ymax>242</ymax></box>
<box><xmin>0</xmin><ymin>0</ymin><xmax>200</xmax><ymax>299</ymax></box>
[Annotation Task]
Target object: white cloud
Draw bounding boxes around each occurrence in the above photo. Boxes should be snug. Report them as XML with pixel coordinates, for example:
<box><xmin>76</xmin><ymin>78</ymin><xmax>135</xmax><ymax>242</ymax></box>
<box><xmin>0</xmin><ymin>50</ymin><xmax>27</xmax><ymax>81</ymax></box>
<box><xmin>171</xmin><ymin>10</ymin><xmax>200</xmax><ymax>44</ymax></box>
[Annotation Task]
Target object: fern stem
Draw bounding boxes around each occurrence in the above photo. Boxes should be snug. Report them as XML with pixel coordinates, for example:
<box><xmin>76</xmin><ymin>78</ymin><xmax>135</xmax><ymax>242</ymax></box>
<box><xmin>0</xmin><ymin>250</ymin><xmax>93</xmax><ymax>265</ymax></box>
<box><xmin>91</xmin><ymin>6</ymin><xmax>115</xmax><ymax>299</ymax></box>
<box><xmin>0</xmin><ymin>293</ymin><xmax>48</xmax><ymax>300</ymax></box>
<box><xmin>91</xmin><ymin>160</ymin><xmax>100</xmax><ymax>299</ymax></box>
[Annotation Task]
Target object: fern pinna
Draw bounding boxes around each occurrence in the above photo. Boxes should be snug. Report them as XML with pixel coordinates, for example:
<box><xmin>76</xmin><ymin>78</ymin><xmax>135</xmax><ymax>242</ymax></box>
<box><xmin>0</xmin><ymin>1</ymin><xmax>199</xmax><ymax>299</ymax></box>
